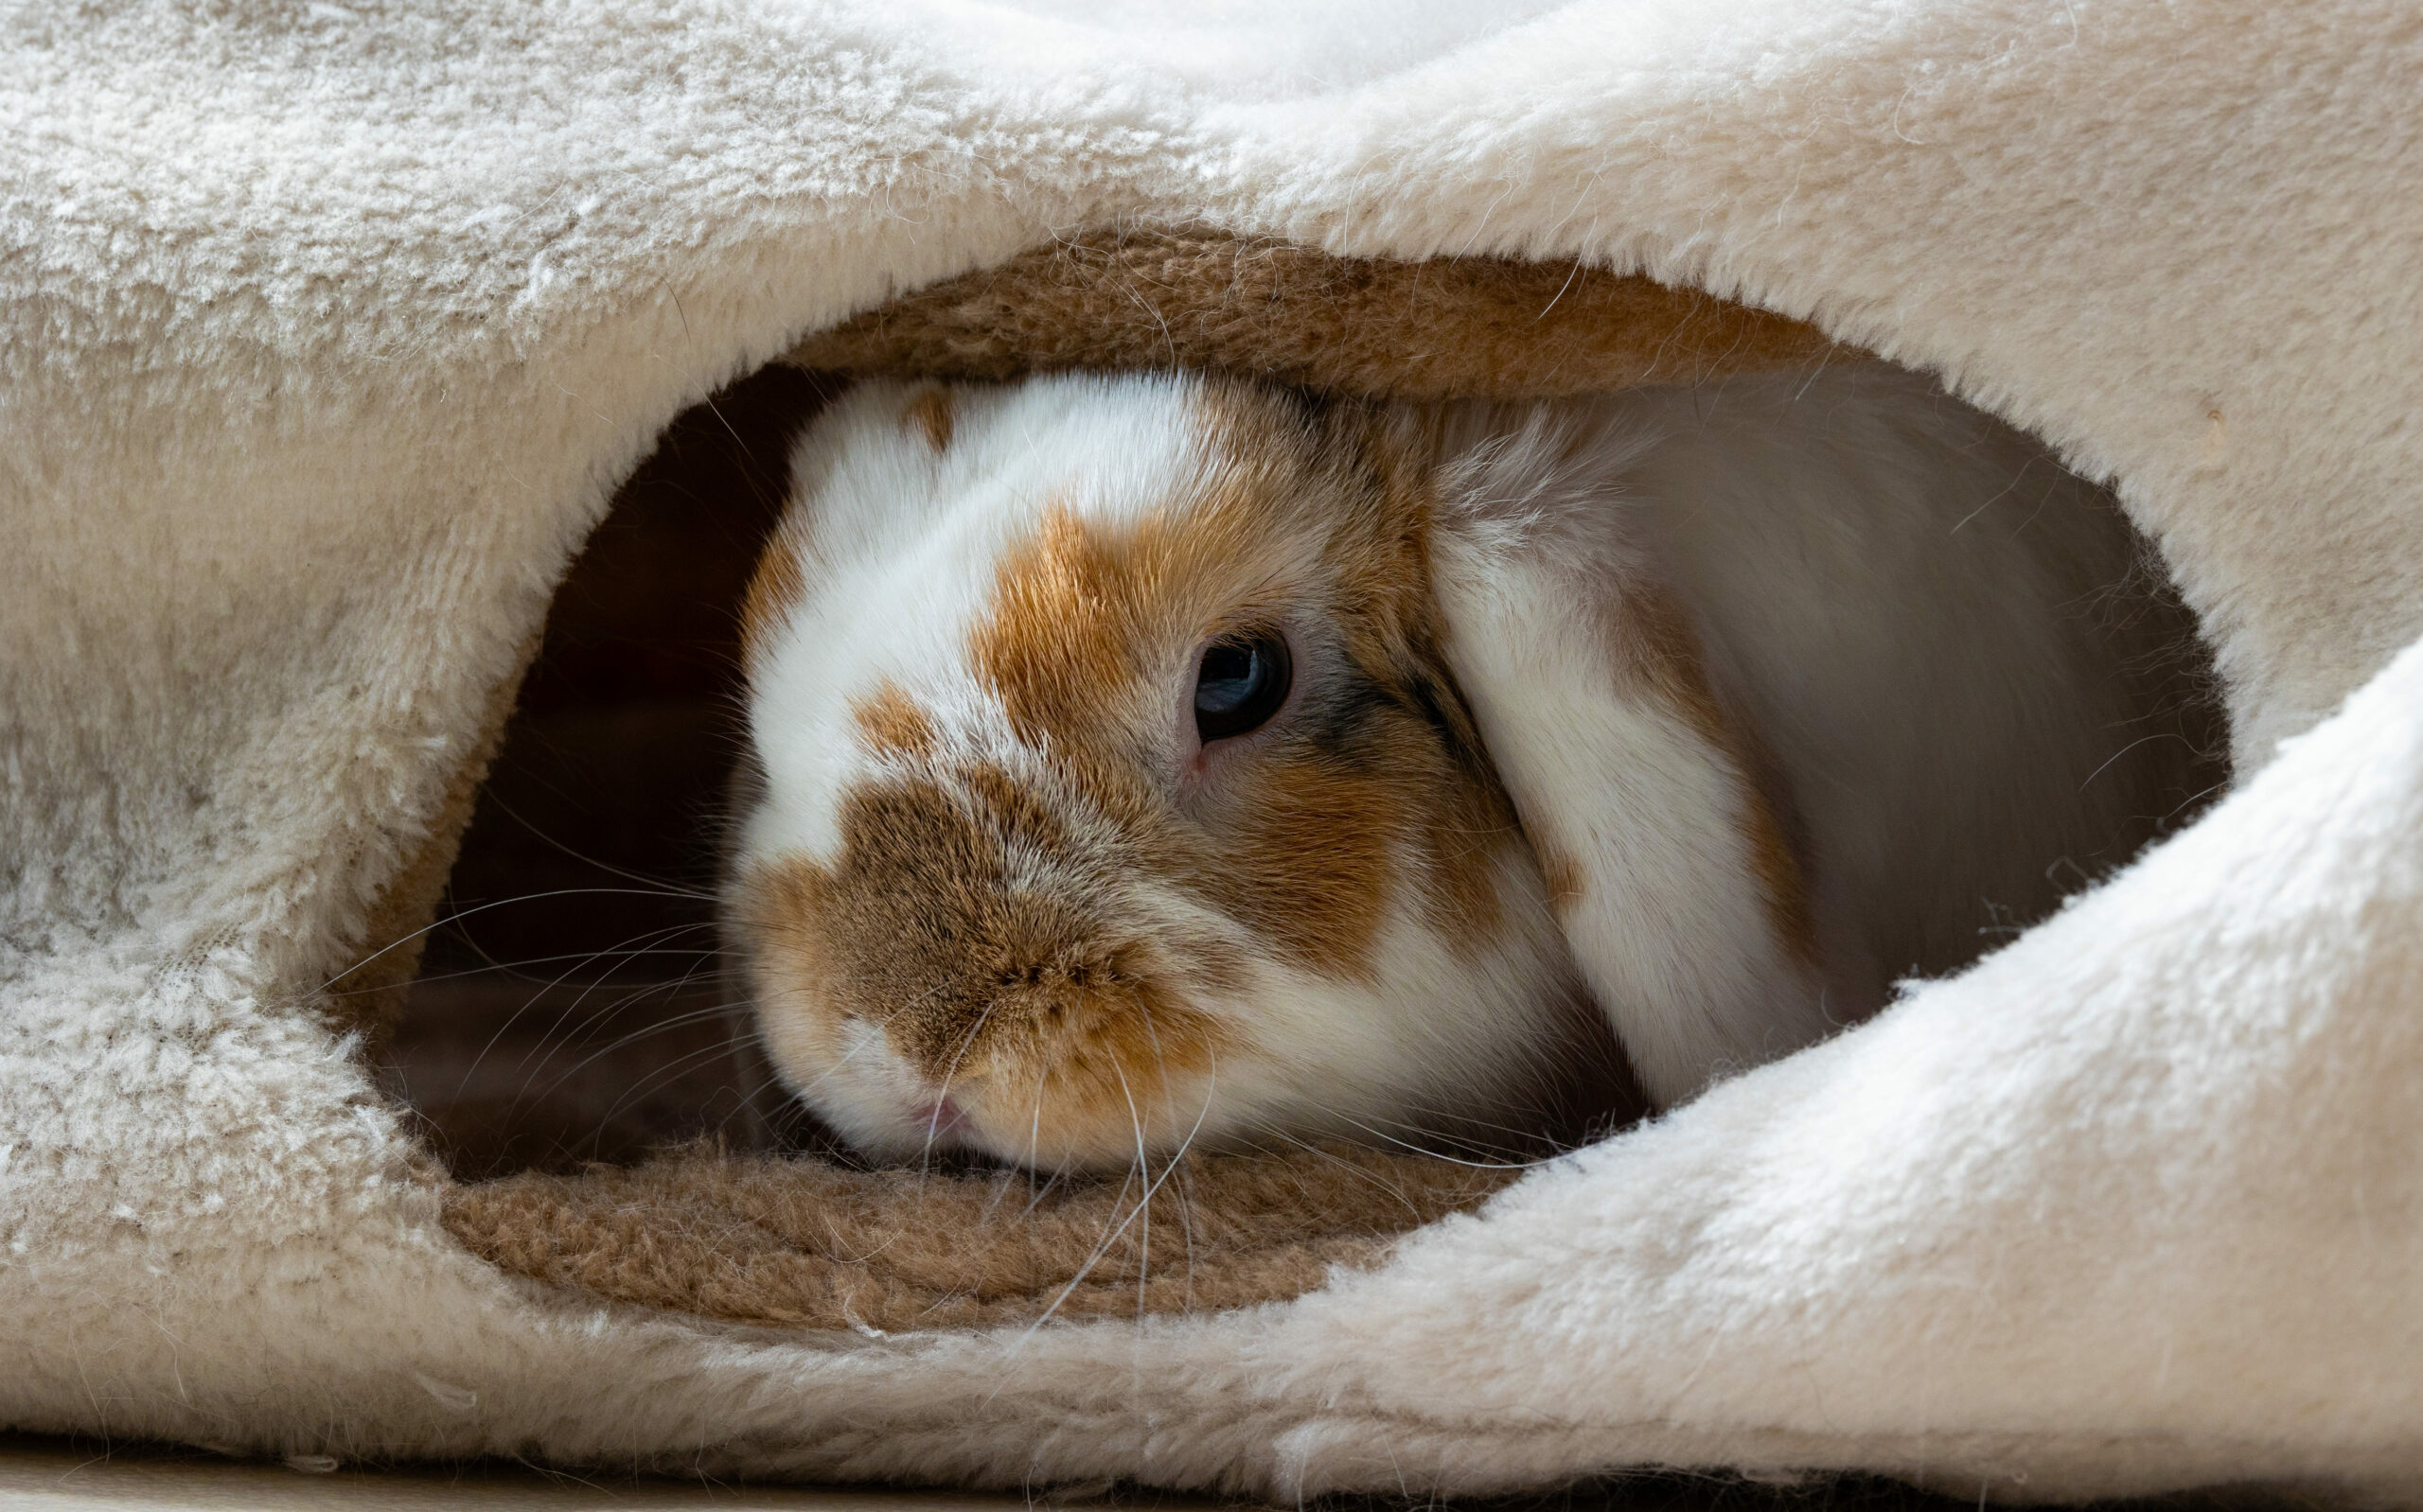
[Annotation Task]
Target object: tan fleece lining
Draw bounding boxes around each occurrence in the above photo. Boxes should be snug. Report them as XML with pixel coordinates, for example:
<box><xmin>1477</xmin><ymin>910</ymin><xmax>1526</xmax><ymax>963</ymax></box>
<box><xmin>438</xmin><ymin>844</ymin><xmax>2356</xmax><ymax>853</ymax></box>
<box><xmin>443</xmin><ymin>1143</ymin><xmax>1517</xmax><ymax>1330</ymax></box>
<box><xmin>437</xmin><ymin>226</ymin><xmax>1829</xmax><ymax>1330</ymax></box>
<box><xmin>784</xmin><ymin>226</ymin><xmax>1840</xmax><ymax>396</ymax></box>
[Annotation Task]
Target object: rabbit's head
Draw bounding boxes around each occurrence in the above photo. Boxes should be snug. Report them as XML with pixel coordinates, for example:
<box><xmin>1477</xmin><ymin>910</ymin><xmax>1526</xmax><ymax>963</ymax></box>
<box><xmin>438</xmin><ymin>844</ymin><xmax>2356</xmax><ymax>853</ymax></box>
<box><xmin>730</xmin><ymin>360</ymin><xmax>2206</xmax><ymax>1171</ymax></box>
<box><xmin>725</xmin><ymin>374</ymin><xmax>1656</xmax><ymax>1169</ymax></box>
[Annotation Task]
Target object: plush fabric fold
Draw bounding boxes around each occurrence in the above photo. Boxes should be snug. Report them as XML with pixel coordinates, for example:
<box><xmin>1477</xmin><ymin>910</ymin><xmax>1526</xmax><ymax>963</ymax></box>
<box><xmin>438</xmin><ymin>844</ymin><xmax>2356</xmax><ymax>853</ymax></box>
<box><xmin>4</xmin><ymin>0</ymin><xmax>2420</xmax><ymax>1502</ymax></box>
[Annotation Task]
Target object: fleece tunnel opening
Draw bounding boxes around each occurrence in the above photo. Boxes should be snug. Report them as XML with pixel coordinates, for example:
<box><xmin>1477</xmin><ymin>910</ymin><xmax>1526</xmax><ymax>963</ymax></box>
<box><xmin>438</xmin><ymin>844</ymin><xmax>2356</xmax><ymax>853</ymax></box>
<box><xmin>365</xmin><ymin>236</ymin><xmax>2229</xmax><ymax>1208</ymax></box>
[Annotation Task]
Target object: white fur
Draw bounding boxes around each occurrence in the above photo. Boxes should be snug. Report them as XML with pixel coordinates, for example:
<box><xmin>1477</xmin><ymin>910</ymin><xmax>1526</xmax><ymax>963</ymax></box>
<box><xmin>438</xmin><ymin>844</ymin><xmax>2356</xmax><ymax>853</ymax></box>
<box><xmin>1433</xmin><ymin>507</ymin><xmax>1832</xmax><ymax>1103</ymax></box>
<box><xmin>7</xmin><ymin>0</ymin><xmax>2423</xmax><ymax>1502</ymax></box>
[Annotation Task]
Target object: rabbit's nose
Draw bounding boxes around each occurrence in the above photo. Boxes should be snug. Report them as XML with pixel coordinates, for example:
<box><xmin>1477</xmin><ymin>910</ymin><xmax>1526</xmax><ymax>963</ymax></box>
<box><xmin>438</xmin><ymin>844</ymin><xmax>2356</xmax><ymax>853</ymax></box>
<box><xmin>906</xmin><ymin>1092</ymin><xmax>969</xmax><ymax>1139</ymax></box>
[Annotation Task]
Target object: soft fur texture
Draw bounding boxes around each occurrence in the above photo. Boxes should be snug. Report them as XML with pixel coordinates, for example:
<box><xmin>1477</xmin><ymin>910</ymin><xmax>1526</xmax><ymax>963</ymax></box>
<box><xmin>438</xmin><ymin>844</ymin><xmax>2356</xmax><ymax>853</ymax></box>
<box><xmin>5</xmin><ymin>0</ymin><xmax>2423</xmax><ymax>1503</ymax></box>
<box><xmin>732</xmin><ymin>372</ymin><xmax>1609</xmax><ymax>1168</ymax></box>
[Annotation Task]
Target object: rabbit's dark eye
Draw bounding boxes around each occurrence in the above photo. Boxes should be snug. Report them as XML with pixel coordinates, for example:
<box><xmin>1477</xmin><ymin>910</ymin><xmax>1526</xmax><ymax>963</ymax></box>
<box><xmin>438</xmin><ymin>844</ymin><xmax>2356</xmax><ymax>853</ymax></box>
<box><xmin>1194</xmin><ymin>632</ymin><xmax>1293</xmax><ymax>742</ymax></box>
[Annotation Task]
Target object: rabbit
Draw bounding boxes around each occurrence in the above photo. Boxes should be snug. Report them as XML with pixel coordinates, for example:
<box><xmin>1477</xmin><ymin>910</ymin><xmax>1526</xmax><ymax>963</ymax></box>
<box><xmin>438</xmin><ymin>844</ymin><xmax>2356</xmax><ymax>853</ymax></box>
<box><xmin>722</xmin><ymin>364</ymin><xmax>2213</xmax><ymax>1171</ymax></box>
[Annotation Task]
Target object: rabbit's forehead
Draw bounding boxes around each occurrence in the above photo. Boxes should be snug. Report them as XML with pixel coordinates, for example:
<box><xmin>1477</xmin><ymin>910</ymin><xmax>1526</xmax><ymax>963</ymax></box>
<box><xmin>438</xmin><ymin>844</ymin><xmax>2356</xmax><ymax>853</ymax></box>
<box><xmin>807</xmin><ymin>374</ymin><xmax>1228</xmax><ymax>571</ymax></box>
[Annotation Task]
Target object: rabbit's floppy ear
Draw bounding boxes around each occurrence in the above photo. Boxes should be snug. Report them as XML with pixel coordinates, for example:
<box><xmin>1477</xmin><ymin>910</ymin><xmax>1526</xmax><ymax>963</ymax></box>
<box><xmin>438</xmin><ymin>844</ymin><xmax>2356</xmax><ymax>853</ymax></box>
<box><xmin>1424</xmin><ymin>403</ymin><xmax>1835</xmax><ymax>1107</ymax></box>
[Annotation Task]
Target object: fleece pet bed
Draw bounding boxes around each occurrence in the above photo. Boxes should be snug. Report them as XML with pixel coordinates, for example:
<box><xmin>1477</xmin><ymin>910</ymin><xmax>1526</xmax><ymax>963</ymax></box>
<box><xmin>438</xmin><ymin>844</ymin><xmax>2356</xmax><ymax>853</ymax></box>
<box><xmin>5</xmin><ymin>0</ymin><xmax>2422</xmax><ymax>1503</ymax></box>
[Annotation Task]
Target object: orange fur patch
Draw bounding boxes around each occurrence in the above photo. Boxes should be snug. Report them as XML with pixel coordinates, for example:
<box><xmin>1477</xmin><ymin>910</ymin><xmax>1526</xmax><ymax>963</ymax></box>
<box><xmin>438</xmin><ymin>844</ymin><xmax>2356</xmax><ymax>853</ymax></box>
<box><xmin>902</xmin><ymin>386</ymin><xmax>956</xmax><ymax>451</ymax></box>
<box><xmin>849</xmin><ymin>680</ymin><xmax>938</xmax><ymax>758</ymax></box>
<box><xmin>967</xmin><ymin>501</ymin><xmax>1155</xmax><ymax>753</ymax></box>
<box><xmin>1296</xmin><ymin>403</ymin><xmax>1518</xmax><ymax>948</ymax></box>
<box><xmin>1535</xmin><ymin>840</ymin><xmax>1587</xmax><ymax>914</ymax></box>
<box><xmin>738</xmin><ymin>528</ymin><xmax>806</xmax><ymax>673</ymax></box>
<box><xmin>1610</xmin><ymin>585</ymin><xmax>1820</xmax><ymax>970</ymax></box>
<box><xmin>1203</xmin><ymin>757</ymin><xmax>1397</xmax><ymax>983</ymax></box>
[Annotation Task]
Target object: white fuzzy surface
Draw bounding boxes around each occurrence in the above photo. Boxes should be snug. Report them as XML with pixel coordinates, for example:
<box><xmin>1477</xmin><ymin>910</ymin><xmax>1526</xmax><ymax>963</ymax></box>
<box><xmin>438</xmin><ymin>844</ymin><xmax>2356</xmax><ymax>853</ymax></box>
<box><xmin>3</xmin><ymin>0</ymin><xmax>2420</xmax><ymax>1501</ymax></box>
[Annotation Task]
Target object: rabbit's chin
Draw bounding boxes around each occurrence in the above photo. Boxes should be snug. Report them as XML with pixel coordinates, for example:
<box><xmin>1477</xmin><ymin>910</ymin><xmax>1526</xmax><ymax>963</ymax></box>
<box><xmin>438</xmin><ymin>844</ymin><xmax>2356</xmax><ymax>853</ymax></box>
<box><xmin>765</xmin><ymin>1022</ymin><xmax>1269</xmax><ymax>1177</ymax></box>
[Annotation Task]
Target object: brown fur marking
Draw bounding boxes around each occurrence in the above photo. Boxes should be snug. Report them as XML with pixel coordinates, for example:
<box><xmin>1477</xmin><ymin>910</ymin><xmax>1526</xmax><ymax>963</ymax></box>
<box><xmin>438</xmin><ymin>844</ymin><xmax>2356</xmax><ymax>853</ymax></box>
<box><xmin>967</xmin><ymin>501</ymin><xmax>1155</xmax><ymax>753</ymax></box>
<box><xmin>744</xmin><ymin>767</ymin><xmax>1239</xmax><ymax>1165</ymax></box>
<box><xmin>738</xmin><ymin>528</ymin><xmax>806</xmax><ymax>673</ymax></box>
<box><xmin>902</xmin><ymin>386</ymin><xmax>956</xmax><ymax>450</ymax></box>
<box><xmin>849</xmin><ymin>680</ymin><xmax>939</xmax><ymax>758</ymax></box>
<box><xmin>1610</xmin><ymin>585</ymin><xmax>1821</xmax><ymax>969</ymax></box>
<box><xmin>1535</xmin><ymin>840</ymin><xmax>1587</xmax><ymax>914</ymax></box>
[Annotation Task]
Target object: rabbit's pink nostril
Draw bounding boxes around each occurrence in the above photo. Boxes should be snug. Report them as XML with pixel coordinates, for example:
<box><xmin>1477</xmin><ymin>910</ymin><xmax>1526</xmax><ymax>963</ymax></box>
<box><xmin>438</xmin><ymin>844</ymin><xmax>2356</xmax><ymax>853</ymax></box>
<box><xmin>917</xmin><ymin>1095</ymin><xmax>969</xmax><ymax>1137</ymax></box>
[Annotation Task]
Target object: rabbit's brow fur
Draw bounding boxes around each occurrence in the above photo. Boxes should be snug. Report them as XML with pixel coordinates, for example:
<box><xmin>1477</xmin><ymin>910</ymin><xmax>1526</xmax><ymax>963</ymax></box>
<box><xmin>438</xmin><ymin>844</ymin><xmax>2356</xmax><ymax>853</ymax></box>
<box><xmin>730</xmin><ymin>367</ymin><xmax>2204</xmax><ymax>1167</ymax></box>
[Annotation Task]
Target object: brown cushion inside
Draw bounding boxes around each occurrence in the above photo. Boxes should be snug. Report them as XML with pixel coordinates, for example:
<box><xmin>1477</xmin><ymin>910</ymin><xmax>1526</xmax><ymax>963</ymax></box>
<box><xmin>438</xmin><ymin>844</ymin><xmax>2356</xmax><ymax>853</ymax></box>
<box><xmin>443</xmin><ymin>1144</ymin><xmax>1520</xmax><ymax>1330</ymax></box>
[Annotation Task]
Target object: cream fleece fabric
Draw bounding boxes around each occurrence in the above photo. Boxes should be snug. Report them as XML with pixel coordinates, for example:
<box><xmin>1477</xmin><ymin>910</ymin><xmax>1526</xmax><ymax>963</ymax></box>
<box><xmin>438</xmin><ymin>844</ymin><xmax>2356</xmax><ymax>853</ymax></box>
<box><xmin>4</xmin><ymin>0</ymin><xmax>2420</xmax><ymax>1501</ymax></box>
